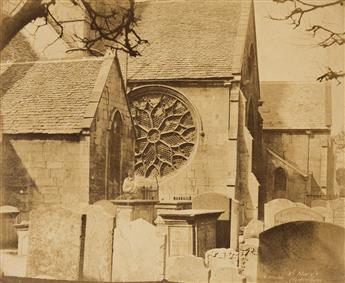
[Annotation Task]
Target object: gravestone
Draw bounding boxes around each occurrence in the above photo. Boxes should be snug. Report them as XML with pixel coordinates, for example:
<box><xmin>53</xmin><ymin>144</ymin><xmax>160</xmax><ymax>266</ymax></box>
<box><xmin>165</xmin><ymin>255</ymin><xmax>210</xmax><ymax>283</ymax></box>
<box><xmin>244</xmin><ymin>219</ymin><xmax>264</xmax><ymax>239</ymax></box>
<box><xmin>210</xmin><ymin>266</ymin><xmax>246</xmax><ymax>283</ymax></box>
<box><xmin>274</xmin><ymin>207</ymin><xmax>324</xmax><ymax>226</ymax></box>
<box><xmin>264</xmin><ymin>199</ymin><xmax>295</xmax><ymax>229</ymax></box>
<box><xmin>331</xmin><ymin>198</ymin><xmax>345</xmax><ymax>228</ymax></box>
<box><xmin>311</xmin><ymin>199</ymin><xmax>330</xmax><ymax>208</ymax></box>
<box><xmin>311</xmin><ymin>206</ymin><xmax>334</xmax><ymax>223</ymax></box>
<box><xmin>239</xmin><ymin>238</ymin><xmax>259</xmax><ymax>283</ymax></box>
<box><xmin>205</xmin><ymin>248</ymin><xmax>238</xmax><ymax>269</ymax></box>
<box><xmin>192</xmin><ymin>192</ymin><xmax>233</xmax><ymax>248</ymax></box>
<box><xmin>26</xmin><ymin>206</ymin><xmax>85</xmax><ymax>280</ymax></box>
<box><xmin>157</xmin><ymin>209</ymin><xmax>223</xmax><ymax>257</ymax></box>
<box><xmin>82</xmin><ymin>200</ymin><xmax>116</xmax><ymax>281</ymax></box>
<box><xmin>258</xmin><ymin>222</ymin><xmax>345</xmax><ymax>283</ymax></box>
<box><xmin>0</xmin><ymin>206</ymin><xmax>19</xmax><ymax>249</ymax></box>
<box><xmin>112</xmin><ymin>219</ymin><xmax>166</xmax><ymax>282</ymax></box>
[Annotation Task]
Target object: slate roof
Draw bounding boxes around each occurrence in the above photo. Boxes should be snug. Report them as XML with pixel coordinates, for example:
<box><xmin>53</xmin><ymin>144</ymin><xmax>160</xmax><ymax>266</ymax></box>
<box><xmin>0</xmin><ymin>58</ymin><xmax>104</xmax><ymax>134</ymax></box>
<box><xmin>260</xmin><ymin>82</ymin><xmax>331</xmax><ymax>130</ymax></box>
<box><xmin>127</xmin><ymin>0</ymin><xmax>251</xmax><ymax>80</ymax></box>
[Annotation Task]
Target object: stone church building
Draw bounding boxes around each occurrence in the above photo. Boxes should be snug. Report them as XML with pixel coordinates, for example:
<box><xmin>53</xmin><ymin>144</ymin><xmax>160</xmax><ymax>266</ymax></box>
<box><xmin>3</xmin><ymin>0</ymin><xmax>336</xmax><ymax>229</ymax></box>
<box><xmin>1</xmin><ymin>0</ymin><xmax>264</xmax><ymax>226</ymax></box>
<box><xmin>1</xmin><ymin>57</ymin><xmax>134</xmax><ymax>217</ymax></box>
<box><xmin>260</xmin><ymin>81</ymin><xmax>335</xmax><ymax>204</ymax></box>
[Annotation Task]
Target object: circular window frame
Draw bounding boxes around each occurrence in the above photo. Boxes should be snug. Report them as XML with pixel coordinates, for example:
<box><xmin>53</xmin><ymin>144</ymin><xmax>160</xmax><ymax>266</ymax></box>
<box><xmin>128</xmin><ymin>85</ymin><xmax>200</xmax><ymax>178</ymax></box>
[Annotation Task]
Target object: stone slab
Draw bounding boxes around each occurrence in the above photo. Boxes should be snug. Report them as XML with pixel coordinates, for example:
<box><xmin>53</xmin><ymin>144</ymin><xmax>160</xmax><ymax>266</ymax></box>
<box><xmin>112</xmin><ymin>219</ymin><xmax>166</xmax><ymax>282</ymax></box>
<box><xmin>244</xmin><ymin>219</ymin><xmax>264</xmax><ymax>239</ymax></box>
<box><xmin>264</xmin><ymin>198</ymin><xmax>295</xmax><ymax>229</ymax></box>
<box><xmin>258</xmin><ymin>222</ymin><xmax>345</xmax><ymax>283</ymax></box>
<box><xmin>240</xmin><ymin>238</ymin><xmax>259</xmax><ymax>283</ymax></box>
<box><xmin>311</xmin><ymin>206</ymin><xmax>334</xmax><ymax>223</ymax></box>
<box><xmin>192</xmin><ymin>192</ymin><xmax>231</xmax><ymax>220</ymax></box>
<box><xmin>274</xmin><ymin>207</ymin><xmax>324</xmax><ymax>226</ymax></box>
<box><xmin>26</xmin><ymin>206</ymin><xmax>85</xmax><ymax>280</ymax></box>
<box><xmin>14</xmin><ymin>221</ymin><xmax>29</xmax><ymax>256</ymax></box>
<box><xmin>83</xmin><ymin>201</ymin><xmax>116</xmax><ymax>281</ymax></box>
<box><xmin>165</xmin><ymin>255</ymin><xmax>210</xmax><ymax>283</ymax></box>
<box><xmin>210</xmin><ymin>266</ymin><xmax>246</xmax><ymax>283</ymax></box>
<box><xmin>205</xmin><ymin>248</ymin><xmax>238</xmax><ymax>269</ymax></box>
<box><xmin>331</xmin><ymin>198</ymin><xmax>345</xmax><ymax>228</ymax></box>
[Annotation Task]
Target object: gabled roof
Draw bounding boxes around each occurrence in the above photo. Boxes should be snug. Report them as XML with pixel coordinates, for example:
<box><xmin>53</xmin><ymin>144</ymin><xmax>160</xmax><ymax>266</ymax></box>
<box><xmin>127</xmin><ymin>0</ymin><xmax>252</xmax><ymax>81</ymax></box>
<box><xmin>0</xmin><ymin>57</ymin><xmax>112</xmax><ymax>134</ymax></box>
<box><xmin>260</xmin><ymin>81</ymin><xmax>331</xmax><ymax>130</ymax></box>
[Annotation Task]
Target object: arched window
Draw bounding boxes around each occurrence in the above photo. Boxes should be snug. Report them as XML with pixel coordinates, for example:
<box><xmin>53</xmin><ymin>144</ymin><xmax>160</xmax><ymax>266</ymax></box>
<box><xmin>274</xmin><ymin>167</ymin><xmax>287</xmax><ymax>192</ymax></box>
<box><xmin>107</xmin><ymin>111</ymin><xmax>122</xmax><ymax>199</ymax></box>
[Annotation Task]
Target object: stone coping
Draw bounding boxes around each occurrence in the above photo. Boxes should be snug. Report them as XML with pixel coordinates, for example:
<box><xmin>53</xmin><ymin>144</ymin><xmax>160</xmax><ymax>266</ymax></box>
<box><xmin>110</xmin><ymin>199</ymin><xmax>159</xmax><ymax>205</ymax></box>
<box><xmin>157</xmin><ymin>200</ymin><xmax>192</xmax><ymax>205</ymax></box>
<box><xmin>158</xmin><ymin>209</ymin><xmax>224</xmax><ymax>219</ymax></box>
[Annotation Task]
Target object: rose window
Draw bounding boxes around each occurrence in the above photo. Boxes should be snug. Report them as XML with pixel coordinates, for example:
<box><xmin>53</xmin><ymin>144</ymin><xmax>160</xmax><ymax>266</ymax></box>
<box><xmin>129</xmin><ymin>88</ymin><xmax>196</xmax><ymax>178</ymax></box>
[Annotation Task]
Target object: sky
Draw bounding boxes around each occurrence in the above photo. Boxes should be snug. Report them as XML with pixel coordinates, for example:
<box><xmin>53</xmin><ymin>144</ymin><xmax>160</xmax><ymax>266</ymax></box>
<box><xmin>254</xmin><ymin>0</ymin><xmax>344</xmax><ymax>134</ymax></box>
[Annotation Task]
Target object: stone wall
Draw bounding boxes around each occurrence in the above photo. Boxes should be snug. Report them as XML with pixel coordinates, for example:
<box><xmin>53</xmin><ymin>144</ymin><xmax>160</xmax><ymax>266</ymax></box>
<box><xmin>89</xmin><ymin>60</ymin><xmax>134</xmax><ymax>202</ymax></box>
<box><xmin>1</xmin><ymin>134</ymin><xmax>90</xmax><ymax>217</ymax></box>
<box><xmin>264</xmin><ymin>131</ymin><xmax>332</xmax><ymax>202</ymax></box>
<box><xmin>128</xmin><ymin>82</ymin><xmax>238</xmax><ymax>201</ymax></box>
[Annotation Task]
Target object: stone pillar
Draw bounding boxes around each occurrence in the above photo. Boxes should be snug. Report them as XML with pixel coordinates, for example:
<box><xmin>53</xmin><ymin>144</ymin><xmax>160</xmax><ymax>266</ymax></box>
<box><xmin>14</xmin><ymin>221</ymin><xmax>29</xmax><ymax>256</ymax></box>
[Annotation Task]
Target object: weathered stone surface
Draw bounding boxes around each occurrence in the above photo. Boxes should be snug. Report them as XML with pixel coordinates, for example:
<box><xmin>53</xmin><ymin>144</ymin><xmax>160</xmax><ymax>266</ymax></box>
<box><xmin>193</xmin><ymin>192</ymin><xmax>231</xmax><ymax>220</ymax></box>
<box><xmin>244</xmin><ymin>219</ymin><xmax>264</xmax><ymax>239</ymax></box>
<box><xmin>26</xmin><ymin>206</ymin><xmax>84</xmax><ymax>280</ymax></box>
<box><xmin>311</xmin><ymin>199</ymin><xmax>330</xmax><ymax>208</ymax></box>
<box><xmin>193</xmin><ymin>192</ymin><xmax>232</xmax><ymax>249</ymax></box>
<box><xmin>264</xmin><ymin>198</ymin><xmax>295</xmax><ymax>229</ymax></box>
<box><xmin>14</xmin><ymin>221</ymin><xmax>29</xmax><ymax>256</ymax></box>
<box><xmin>331</xmin><ymin>198</ymin><xmax>345</xmax><ymax>228</ymax></box>
<box><xmin>112</xmin><ymin>219</ymin><xmax>166</xmax><ymax>282</ymax></box>
<box><xmin>274</xmin><ymin>207</ymin><xmax>324</xmax><ymax>226</ymax></box>
<box><xmin>205</xmin><ymin>248</ymin><xmax>238</xmax><ymax>269</ymax></box>
<box><xmin>210</xmin><ymin>266</ymin><xmax>246</xmax><ymax>283</ymax></box>
<box><xmin>158</xmin><ymin>209</ymin><xmax>222</xmax><ymax>257</ymax></box>
<box><xmin>165</xmin><ymin>255</ymin><xmax>210</xmax><ymax>283</ymax></box>
<box><xmin>258</xmin><ymin>222</ymin><xmax>345</xmax><ymax>283</ymax></box>
<box><xmin>311</xmin><ymin>206</ymin><xmax>334</xmax><ymax>223</ymax></box>
<box><xmin>240</xmin><ymin>238</ymin><xmax>259</xmax><ymax>283</ymax></box>
<box><xmin>82</xmin><ymin>201</ymin><xmax>116</xmax><ymax>281</ymax></box>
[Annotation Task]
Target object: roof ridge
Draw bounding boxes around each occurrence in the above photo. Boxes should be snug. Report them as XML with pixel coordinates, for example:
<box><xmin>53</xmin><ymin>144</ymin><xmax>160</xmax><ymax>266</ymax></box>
<box><xmin>0</xmin><ymin>57</ymin><xmax>105</xmax><ymax>66</ymax></box>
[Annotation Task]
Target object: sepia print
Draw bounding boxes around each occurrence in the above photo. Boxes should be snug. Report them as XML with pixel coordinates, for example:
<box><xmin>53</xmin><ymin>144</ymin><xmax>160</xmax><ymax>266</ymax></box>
<box><xmin>0</xmin><ymin>0</ymin><xmax>344</xmax><ymax>282</ymax></box>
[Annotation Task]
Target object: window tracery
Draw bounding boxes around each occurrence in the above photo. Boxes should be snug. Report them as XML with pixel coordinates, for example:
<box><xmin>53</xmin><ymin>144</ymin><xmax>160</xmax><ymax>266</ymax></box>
<box><xmin>129</xmin><ymin>88</ymin><xmax>196</xmax><ymax>177</ymax></box>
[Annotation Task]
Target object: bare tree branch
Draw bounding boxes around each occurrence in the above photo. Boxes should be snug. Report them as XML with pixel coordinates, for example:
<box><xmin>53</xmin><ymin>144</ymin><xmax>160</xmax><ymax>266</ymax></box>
<box><xmin>0</xmin><ymin>0</ymin><xmax>147</xmax><ymax>58</ymax></box>
<box><xmin>271</xmin><ymin>0</ymin><xmax>345</xmax><ymax>28</ymax></box>
<box><xmin>270</xmin><ymin>0</ymin><xmax>345</xmax><ymax>83</ymax></box>
<box><xmin>317</xmin><ymin>68</ymin><xmax>345</xmax><ymax>84</ymax></box>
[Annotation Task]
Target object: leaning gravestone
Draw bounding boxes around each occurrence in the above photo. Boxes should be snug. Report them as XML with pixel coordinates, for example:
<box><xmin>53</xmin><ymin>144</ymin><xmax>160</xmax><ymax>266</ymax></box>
<box><xmin>258</xmin><ymin>221</ymin><xmax>345</xmax><ymax>283</ymax></box>
<box><xmin>112</xmin><ymin>218</ymin><xmax>166</xmax><ymax>282</ymax></box>
<box><xmin>264</xmin><ymin>199</ymin><xmax>295</xmax><ymax>229</ymax></box>
<box><xmin>82</xmin><ymin>200</ymin><xmax>116</xmax><ymax>281</ymax></box>
<box><xmin>26</xmin><ymin>206</ymin><xmax>85</xmax><ymax>280</ymax></box>
<box><xmin>274</xmin><ymin>207</ymin><xmax>324</xmax><ymax>226</ymax></box>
